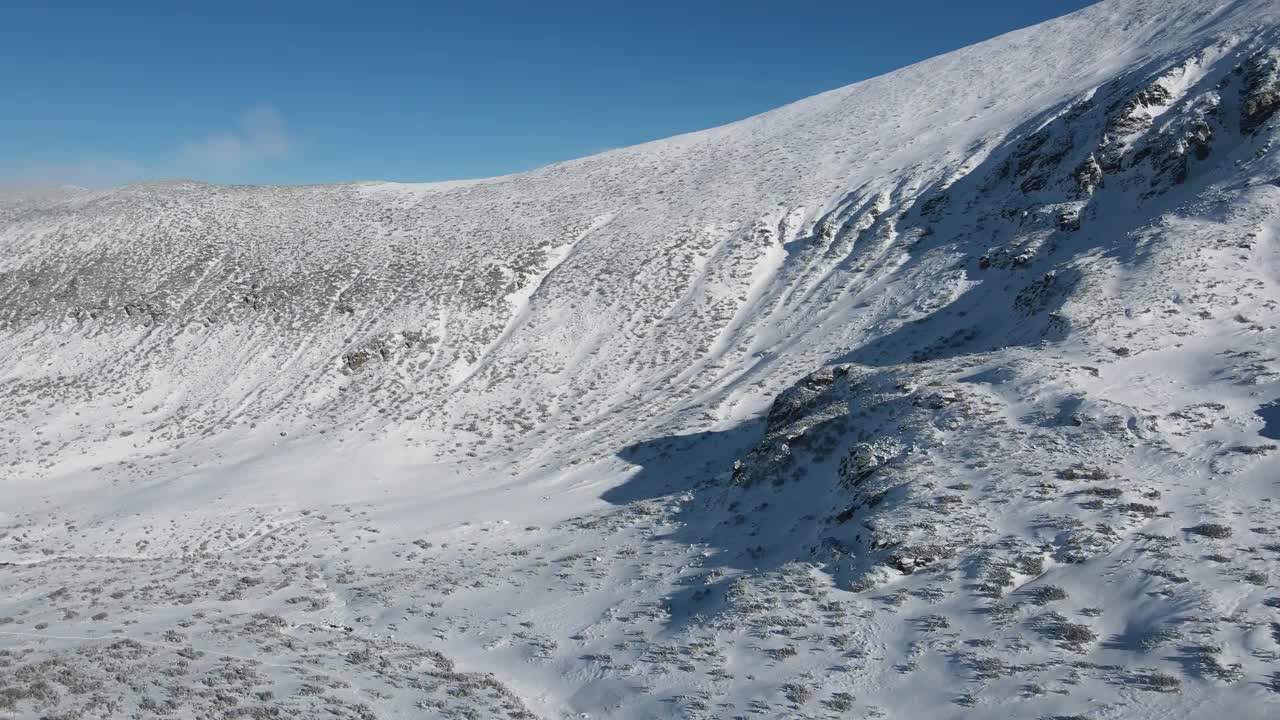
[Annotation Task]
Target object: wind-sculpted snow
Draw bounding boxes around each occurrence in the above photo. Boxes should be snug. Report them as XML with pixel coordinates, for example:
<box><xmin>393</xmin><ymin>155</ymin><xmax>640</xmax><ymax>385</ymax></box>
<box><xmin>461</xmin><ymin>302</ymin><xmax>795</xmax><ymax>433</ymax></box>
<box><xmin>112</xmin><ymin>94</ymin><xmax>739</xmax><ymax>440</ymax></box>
<box><xmin>3</xmin><ymin>1</ymin><xmax>1280</xmax><ymax>718</ymax></box>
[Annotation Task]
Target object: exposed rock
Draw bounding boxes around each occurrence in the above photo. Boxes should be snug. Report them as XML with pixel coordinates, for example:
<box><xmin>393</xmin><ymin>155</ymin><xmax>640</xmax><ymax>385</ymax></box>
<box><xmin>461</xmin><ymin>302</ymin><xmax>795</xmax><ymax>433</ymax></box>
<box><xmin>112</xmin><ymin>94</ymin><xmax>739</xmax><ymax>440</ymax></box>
<box><xmin>1073</xmin><ymin>155</ymin><xmax>1105</xmax><ymax>196</ymax></box>
<box><xmin>1242</xmin><ymin>49</ymin><xmax>1280</xmax><ymax>134</ymax></box>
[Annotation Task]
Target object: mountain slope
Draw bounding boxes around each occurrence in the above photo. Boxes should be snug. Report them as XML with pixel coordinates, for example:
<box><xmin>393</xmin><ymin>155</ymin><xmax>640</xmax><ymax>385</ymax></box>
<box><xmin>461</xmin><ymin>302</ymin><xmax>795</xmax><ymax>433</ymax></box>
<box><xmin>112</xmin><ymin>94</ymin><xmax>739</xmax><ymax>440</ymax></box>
<box><xmin>3</xmin><ymin>0</ymin><xmax>1280</xmax><ymax>718</ymax></box>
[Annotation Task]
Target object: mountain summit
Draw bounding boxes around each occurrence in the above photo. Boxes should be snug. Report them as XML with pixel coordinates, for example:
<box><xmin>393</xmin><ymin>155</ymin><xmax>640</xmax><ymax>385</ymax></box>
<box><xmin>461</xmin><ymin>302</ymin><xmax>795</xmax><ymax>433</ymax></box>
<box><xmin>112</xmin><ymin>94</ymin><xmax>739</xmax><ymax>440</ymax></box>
<box><xmin>3</xmin><ymin>1</ymin><xmax>1280</xmax><ymax>717</ymax></box>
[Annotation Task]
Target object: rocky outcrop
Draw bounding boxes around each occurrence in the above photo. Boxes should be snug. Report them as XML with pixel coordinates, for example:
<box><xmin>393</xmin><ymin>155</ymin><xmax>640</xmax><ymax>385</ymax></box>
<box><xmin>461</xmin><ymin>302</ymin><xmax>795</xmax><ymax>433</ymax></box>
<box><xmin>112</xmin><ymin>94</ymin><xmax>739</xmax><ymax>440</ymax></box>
<box><xmin>1241</xmin><ymin>49</ymin><xmax>1280</xmax><ymax>134</ymax></box>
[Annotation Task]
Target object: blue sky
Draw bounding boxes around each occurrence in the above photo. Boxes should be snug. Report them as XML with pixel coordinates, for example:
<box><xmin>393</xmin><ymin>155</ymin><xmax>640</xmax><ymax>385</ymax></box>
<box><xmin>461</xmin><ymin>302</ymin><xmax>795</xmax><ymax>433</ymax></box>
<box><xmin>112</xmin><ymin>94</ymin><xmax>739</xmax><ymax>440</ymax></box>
<box><xmin>1</xmin><ymin>1</ymin><xmax>1097</xmax><ymax>186</ymax></box>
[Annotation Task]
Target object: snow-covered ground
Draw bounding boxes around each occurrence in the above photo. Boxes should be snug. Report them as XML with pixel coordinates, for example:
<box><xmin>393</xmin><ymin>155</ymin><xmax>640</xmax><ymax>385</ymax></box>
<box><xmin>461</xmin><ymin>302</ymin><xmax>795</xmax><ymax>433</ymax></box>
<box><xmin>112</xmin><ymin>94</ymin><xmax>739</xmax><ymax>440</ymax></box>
<box><xmin>3</xmin><ymin>0</ymin><xmax>1280</xmax><ymax>717</ymax></box>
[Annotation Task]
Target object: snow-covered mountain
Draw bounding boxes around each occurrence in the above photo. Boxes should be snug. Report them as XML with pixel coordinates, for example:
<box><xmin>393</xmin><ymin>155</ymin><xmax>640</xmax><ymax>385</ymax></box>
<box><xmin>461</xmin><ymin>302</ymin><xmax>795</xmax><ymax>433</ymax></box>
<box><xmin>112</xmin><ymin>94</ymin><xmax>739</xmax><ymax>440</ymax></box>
<box><xmin>3</xmin><ymin>0</ymin><xmax>1280</xmax><ymax>717</ymax></box>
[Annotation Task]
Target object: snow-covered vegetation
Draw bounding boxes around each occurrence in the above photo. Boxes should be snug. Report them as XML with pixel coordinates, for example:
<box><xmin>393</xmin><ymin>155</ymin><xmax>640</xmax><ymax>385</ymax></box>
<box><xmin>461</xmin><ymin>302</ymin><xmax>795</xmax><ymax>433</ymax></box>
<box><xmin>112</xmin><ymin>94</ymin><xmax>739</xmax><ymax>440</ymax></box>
<box><xmin>3</xmin><ymin>0</ymin><xmax>1280</xmax><ymax>717</ymax></box>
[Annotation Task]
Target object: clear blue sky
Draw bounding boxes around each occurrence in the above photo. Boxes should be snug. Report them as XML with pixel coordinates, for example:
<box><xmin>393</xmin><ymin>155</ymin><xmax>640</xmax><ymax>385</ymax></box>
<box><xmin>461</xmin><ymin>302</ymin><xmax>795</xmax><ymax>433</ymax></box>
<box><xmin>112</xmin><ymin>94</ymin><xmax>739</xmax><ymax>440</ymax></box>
<box><xmin>1</xmin><ymin>1</ymin><xmax>1098</xmax><ymax>186</ymax></box>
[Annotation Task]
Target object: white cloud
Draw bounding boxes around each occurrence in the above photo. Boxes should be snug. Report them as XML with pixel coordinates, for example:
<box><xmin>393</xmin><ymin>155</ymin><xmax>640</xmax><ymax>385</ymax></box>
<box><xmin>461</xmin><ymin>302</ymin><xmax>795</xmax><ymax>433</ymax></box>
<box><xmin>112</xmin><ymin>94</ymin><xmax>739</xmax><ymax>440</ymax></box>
<box><xmin>177</xmin><ymin>104</ymin><xmax>294</xmax><ymax>174</ymax></box>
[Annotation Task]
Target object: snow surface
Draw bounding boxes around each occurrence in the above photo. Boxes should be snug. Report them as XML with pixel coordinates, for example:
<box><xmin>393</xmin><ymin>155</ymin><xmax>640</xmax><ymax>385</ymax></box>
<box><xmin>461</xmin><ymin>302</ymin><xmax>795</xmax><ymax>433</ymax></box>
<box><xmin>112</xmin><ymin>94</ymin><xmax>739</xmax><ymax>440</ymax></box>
<box><xmin>3</xmin><ymin>0</ymin><xmax>1280</xmax><ymax>717</ymax></box>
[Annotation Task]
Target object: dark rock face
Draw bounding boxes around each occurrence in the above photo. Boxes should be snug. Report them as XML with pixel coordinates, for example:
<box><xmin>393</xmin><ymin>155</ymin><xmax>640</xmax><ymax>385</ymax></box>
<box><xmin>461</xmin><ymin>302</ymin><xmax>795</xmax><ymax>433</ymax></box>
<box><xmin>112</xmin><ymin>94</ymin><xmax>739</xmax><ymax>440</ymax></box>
<box><xmin>1188</xmin><ymin>120</ymin><xmax>1214</xmax><ymax>160</ymax></box>
<box><xmin>1073</xmin><ymin>155</ymin><xmax>1105</xmax><ymax>196</ymax></box>
<box><xmin>1014</xmin><ymin>271</ymin><xmax>1063</xmax><ymax>315</ymax></box>
<box><xmin>732</xmin><ymin>365</ymin><xmax>858</xmax><ymax>490</ymax></box>
<box><xmin>1242</xmin><ymin>50</ymin><xmax>1280</xmax><ymax>134</ymax></box>
<box><xmin>1149</xmin><ymin>117</ymin><xmax>1215</xmax><ymax>187</ymax></box>
<box><xmin>1110</xmin><ymin>83</ymin><xmax>1174</xmax><ymax>130</ymax></box>
<box><xmin>976</xmin><ymin>41</ymin><xmax>1280</xmax><ymax>211</ymax></box>
<box><xmin>1008</xmin><ymin>127</ymin><xmax>1075</xmax><ymax>196</ymax></box>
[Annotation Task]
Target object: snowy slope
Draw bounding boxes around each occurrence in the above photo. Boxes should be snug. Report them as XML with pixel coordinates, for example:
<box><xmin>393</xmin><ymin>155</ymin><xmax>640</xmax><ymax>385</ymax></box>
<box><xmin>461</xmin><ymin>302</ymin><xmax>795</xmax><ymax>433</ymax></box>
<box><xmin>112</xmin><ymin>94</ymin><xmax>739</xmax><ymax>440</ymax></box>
<box><xmin>3</xmin><ymin>0</ymin><xmax>1280</xmax><ymax>718</ymax></box>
